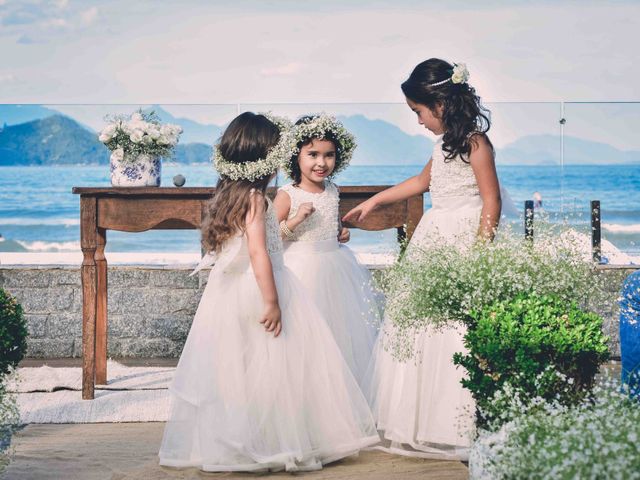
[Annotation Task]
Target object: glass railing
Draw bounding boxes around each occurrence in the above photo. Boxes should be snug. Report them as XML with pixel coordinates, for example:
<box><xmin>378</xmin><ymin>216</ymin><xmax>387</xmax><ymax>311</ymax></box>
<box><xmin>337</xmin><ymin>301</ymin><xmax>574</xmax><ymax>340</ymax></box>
<box><xmin>0</xmin><ymin>102</ymin><xmax>638</xmax><ymax>263</ymax></box>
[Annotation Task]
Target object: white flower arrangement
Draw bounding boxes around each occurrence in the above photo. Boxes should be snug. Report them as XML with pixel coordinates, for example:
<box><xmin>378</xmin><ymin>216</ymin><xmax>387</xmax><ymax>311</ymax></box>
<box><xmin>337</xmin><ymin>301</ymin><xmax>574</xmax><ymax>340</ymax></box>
<box><xmin>282</xmin><ymin>113</ymin><xmax>356</xmax><ymax>179</ymax></box>
<box><xmin>99</xmin><ymin>110</ymin><xmax>183</xmax><ymax>163</ymax></box>
<box><xmin>213</xmin><ymin>113</ymin><xmax>294</xmax><ymax>182</ymax></box>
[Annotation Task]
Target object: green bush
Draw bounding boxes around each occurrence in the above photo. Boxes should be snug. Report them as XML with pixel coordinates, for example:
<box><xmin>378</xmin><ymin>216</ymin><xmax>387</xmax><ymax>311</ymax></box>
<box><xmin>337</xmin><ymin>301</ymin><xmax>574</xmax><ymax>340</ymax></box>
<box><xmin>453</xmin><ymin>293</ymin><xmax>610</xmax><ymax>427</ymax></box>
<box><xmin>0</xmin><ymin>288</ymin><xmax>28</xmax><ymax>378</ymax></box>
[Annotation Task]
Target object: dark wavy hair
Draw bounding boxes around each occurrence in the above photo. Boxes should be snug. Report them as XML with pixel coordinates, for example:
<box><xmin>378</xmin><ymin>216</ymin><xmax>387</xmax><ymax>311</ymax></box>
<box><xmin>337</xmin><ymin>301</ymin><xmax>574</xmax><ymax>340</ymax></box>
<box><xmin>288</xmin><ymin>115</ymin><xmax>342</xmax><ymax>185</ymax></box>
<box><xmin>201</xmin><ymin>112</ymin><xmax>280</xmax><ymax>253</ymax></box>
<box><xmin>401</xmin><ymin>58</ymin><xmax>492</xmax><ymax>163</ymax></box>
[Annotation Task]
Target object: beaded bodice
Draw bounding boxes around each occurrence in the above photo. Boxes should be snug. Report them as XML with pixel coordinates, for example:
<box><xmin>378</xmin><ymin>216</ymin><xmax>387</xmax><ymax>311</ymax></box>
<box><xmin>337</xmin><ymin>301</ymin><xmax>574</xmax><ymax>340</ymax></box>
<box><xmin>280</xmin><ymin>181</ymin><xmax>340</xmax><ymax>242</ymax></box>
<box><xmin>429</xmin><ymin>136</ymin><xmax>480</xmax><ymax>199</ymax></box>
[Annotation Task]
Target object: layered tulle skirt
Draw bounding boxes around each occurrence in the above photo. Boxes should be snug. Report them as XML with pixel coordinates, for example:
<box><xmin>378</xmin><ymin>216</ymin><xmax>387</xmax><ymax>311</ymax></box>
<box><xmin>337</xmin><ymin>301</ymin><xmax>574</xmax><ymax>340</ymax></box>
<box><xmin>364</xmin><ymin>195</ymin><xmax>483</xmax><ymax>460</ymax></box>
<box><xmin>283</xmin><ymin>239</ymin><xmax>381</xmax><ymax>385</ymax></box>
<box><xmin>158</xmin><ymin>248</ymin><xmax>379</xmax><ymax>472</ymax></box>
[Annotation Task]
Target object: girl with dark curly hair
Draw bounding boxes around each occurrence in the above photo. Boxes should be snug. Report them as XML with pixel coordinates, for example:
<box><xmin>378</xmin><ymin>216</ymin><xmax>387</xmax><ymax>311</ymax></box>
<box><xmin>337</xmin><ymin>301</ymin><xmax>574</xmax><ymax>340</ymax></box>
<box><xmin>345</xmin><ymin>59</ymin><xmax>501</xmax><ymax>460</ymax></box>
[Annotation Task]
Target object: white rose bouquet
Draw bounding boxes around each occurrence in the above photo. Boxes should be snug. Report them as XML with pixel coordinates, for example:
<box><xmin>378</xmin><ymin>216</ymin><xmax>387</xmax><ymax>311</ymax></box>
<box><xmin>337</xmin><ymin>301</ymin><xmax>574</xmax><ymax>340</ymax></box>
<box><xmin>99</xmin><ymin>110</ymin><xmax>183</xmax><ymax>162</ymax></box>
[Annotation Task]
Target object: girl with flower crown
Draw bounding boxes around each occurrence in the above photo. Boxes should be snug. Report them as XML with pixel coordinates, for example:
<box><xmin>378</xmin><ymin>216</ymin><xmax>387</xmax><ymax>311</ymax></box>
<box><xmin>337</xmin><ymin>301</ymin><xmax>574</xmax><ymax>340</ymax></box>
<box><xmin>273</xmin><ymin>114</ymin><xmax>382</xmax><ymax>386</ymax></box>
<box><xmin>344</xmin><ymin>59</ymin><xmax>502</xmax><ymax>460</ymax></box>
<box><xmin>159</xmin><ymin>112</ymin><xmax>378</xmax><ymax>472</ymax></box>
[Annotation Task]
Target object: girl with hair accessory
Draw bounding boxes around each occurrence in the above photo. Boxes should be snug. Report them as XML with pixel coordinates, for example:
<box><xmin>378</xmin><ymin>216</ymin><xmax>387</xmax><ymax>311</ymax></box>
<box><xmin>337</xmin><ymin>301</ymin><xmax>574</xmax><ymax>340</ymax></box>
<box><xmin>159</xmin><ymin>112</ymin><xmax>378</xmax><ymax>473</ymax></box>
<box><xmin>344</xmin><ymin>59</ymin><xmax>502</xmax><ymax>460</ymax></box>
<box><xmin>273</xmin><ymin>114</ymin><xmax>381</xmax><ymax>386</ymax></box>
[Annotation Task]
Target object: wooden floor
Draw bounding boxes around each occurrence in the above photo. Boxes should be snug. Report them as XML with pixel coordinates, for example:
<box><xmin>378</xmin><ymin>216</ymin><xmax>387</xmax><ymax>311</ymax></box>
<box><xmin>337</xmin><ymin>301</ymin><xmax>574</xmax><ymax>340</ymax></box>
<box><xmin>2</xmin><ymin>423</ymin><xmax>468</xmax><ymax>480</ymax></box>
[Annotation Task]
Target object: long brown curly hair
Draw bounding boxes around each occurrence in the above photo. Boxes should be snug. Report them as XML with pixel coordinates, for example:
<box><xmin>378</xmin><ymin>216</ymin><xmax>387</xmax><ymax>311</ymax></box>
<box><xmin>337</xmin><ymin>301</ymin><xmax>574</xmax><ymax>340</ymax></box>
<box><xmin>401</xmin><ymin>58</ymin><xmax>492</xmax><ymax>163</ymax></box>
<box><xmin>201</xmin><ymin>112</ymin><xmax>280</xmax><ymax>253</ymax></box>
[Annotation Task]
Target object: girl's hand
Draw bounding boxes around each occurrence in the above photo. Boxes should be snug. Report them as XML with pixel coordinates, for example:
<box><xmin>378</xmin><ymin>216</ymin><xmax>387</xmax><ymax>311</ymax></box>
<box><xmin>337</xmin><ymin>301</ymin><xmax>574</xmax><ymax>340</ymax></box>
<box><xmin>338</xmin><ymin>227</ymin><xmax>350</xmax><ymax>243</ymax></box>
<box><xmin>294</xmin><ymin>202</ymin><xmax>315</xmax><ymax>223</ymax></box>
<box><xmin>343</xmin><ymin>199</ymin><xmax>377</xmax><ymax>224</ymax></box>
<box><xmin>259</xmin><ymin>302</ymin><xmax>282</xmax><ymax>337</ymax></box>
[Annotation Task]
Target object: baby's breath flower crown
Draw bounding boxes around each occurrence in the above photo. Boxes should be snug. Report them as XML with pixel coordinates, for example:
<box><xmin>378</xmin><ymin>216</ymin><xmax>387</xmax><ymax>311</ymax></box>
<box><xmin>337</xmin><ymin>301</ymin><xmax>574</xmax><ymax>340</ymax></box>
<box><xmin>283</xmin><ymin>114</ymin><xmax>356</xmax><ymax>179</ymax></box>
<box><xmin>213</xmin><ymin>113</ymin><xmax>294</xmax><ymax>182</ymax></box>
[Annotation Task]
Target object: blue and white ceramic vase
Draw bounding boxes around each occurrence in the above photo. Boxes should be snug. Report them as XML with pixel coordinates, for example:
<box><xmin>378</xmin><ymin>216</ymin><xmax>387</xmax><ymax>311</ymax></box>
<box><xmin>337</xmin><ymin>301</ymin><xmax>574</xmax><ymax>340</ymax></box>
<box><xmin>110</xmin><ymin>151</ymin><xmax>161</xmax><ymax>187</ymax></box>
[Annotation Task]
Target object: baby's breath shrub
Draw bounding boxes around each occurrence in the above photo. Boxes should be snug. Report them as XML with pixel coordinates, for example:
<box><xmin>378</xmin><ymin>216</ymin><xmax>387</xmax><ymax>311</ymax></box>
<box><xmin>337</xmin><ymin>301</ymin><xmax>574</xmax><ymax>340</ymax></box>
<box><xmin>0</xmin><ymin>289</ymin><xmax>24</xmax><ymax>474</ymax></box>
<box><xmin>454</xmin><ymin>293</ymin><xmax>609</xmax><ymax>427</ymax></box>
<box><xmin>382</xmin><ymin>225</ymin><xmax>613</xmax><ymax>359</ymax></box>
<box><xmin>470</xmin><ymin>377</ymin><xmax>640</xmax><ymax>480</ymax></box>
<box><xmin>0</xmin><ymin>289</ymin><xmax>28</xmax><ymax>377</ymax></box>
<box><xmin>0</xmin><ymin>378</ymin><xmax>18</xmax><ymax>474</ymax></box>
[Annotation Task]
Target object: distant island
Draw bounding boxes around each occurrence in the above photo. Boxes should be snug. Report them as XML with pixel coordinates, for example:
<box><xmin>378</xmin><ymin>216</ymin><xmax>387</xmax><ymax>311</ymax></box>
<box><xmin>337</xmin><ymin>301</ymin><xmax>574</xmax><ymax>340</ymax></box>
<box><xmin>0</xmin><ymin>105</ymin><xmax>638</xmax><ymax>166</ymax></box>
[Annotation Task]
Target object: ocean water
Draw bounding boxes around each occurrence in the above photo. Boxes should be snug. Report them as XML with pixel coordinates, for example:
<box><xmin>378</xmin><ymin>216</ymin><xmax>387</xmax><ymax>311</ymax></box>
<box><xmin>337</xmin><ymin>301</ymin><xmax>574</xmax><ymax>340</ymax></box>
<box><xmin>0</xmin><ymin>164</ymin><xmax>638</xmax><ymax>256</ymax></box>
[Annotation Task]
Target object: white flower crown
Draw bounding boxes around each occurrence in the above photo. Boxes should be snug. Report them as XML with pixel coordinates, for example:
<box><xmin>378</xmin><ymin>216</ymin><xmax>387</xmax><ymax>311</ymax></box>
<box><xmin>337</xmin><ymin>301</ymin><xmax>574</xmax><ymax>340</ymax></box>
<box><xmin>428</xmin><ymin>63</ymin><xmax>470</xmax><ymax>87</ymax></box>
<box><xmin>283</xmin><ymin>113</ymin><xmax>356</xmax><ymax>179</ymax></box>
<box><xmin>213</xmin><ymin>113</ymin><xmax>294</xmax><ymax>182</ymax></box>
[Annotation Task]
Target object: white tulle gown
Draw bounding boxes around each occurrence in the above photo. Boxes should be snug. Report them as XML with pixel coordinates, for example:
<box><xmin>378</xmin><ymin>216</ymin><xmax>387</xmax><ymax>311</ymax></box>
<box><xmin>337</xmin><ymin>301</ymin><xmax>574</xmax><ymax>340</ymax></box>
<box><xmin>158</xmin><ymin>198</ymin><xmax>379</xmax><ymax>472</ymax></box>
<box><xmin>280</xmin><ymin>181</ymin><xmax>381</xmax><ymax>385</ymax></box>
<box><xmin>365</xmin><ymin>136</ymin><xmax>483</xmax><ymax>460</ymax></box>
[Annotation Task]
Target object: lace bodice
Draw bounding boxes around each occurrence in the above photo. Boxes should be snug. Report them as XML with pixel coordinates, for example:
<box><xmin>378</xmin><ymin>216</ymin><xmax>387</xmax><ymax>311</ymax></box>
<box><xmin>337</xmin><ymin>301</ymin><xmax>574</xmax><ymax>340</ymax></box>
<box><xmin>280</xmin><ymin>181</ymin><xmax>340</xmax><ymax>242</ymax></box>
<box><xmin>429</xmin><ymin>136</ymin><xmax>480</xmax><ymax>199</ymax></box>
<box><xmin>264</xmin><ymin>197</ymin><xmax>283</xmax><ymax>255</ymax></box>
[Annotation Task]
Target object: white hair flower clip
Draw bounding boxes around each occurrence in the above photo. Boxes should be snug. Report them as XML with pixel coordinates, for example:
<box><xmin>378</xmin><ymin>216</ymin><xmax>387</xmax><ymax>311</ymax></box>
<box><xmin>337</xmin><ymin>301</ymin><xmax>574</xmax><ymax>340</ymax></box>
<box><xmin>451</xmin><ymin>63</ymin><xmax>470</xmax><ymax>84</ymax></box>
<box><xmin>428</xmin><ymin>62</ymin><xmax>470</xmax><ymax>87</ymax></box>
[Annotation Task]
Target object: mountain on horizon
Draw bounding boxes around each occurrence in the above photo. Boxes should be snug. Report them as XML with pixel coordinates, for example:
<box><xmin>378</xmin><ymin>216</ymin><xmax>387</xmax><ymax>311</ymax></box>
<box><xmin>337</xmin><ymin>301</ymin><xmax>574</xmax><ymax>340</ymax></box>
<box><xmin>0</xmin><ymin>104</ymin><xmax>60</xmax><ymax>128</ymax></box>
<box><xmin>143</xmin><ymin>105</ymin><xmax>223</xmax><ymax>144</ymax></box>
<box><xmin>0</xmin><ymin>115</ymin><xmax>108</xmax><ymax>166</ymax></box>
<box><xmin>0</xmin><ymin>105</ymin><xmax>638</xmax><ymax>166</ymax></box>
<box><xmin>499</xmin><ymin>134</ymin><xmax>640</xmax><ymax>165</ymax></box>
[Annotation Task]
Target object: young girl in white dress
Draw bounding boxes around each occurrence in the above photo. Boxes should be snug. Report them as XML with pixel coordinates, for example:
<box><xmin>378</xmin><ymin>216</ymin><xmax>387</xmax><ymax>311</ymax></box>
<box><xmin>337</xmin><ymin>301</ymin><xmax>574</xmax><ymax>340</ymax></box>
<box><xmin>344</xmin><ymin>59</ymin><xmax>502</xmax><ymax>460</ymax></box>
<box><xmin>158</xmin><ymin>112</ymin><xmax>378</xmax><ymax>472</ymax></box>
<box><xmin>273</xmin><ymin>114</ymin><xmax>381</xmax><ymax>386</ymax></box>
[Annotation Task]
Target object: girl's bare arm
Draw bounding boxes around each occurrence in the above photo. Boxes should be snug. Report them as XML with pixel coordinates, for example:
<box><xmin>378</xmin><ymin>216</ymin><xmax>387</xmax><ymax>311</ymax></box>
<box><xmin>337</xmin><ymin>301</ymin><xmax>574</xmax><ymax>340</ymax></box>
<box><xmin>343</xmin><ymin>159</ymin><xmax>432</xmax><ymax>223</ymax></box>
<box><xmin>245</xmin><ymin>193</ymin><xmax>282</xmax><ymax>336</ymax></box>
<box><xmin>469</xmin><ymin>135</ymin><xmax>502</xmax><ymax>241</ymax></box>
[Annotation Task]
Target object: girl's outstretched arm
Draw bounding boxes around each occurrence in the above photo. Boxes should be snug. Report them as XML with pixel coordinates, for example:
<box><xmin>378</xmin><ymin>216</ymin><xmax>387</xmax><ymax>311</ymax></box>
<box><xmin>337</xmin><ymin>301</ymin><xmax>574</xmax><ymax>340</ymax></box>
<box><xmin>342</xmin><ymin>159</ymin><xmax>432</xmax><ymax>223</ymax></box>
<box><xmin>469</xmin><ymin>134</ymin><xmax>502</xmax><ymax>241</ymax></box>
<box><xmin>246</xmin><ymin>192</ymin><xmax>282</xmax><ymax>337</ymax></box>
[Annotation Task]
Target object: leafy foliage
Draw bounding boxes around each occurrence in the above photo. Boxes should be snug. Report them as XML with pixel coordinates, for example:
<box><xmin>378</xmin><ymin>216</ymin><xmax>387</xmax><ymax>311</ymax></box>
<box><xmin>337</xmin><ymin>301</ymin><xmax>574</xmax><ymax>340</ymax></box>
<box><xmin>454</xmin><ymin>293</ymin><xmax>609</xmax><ymax>427</ymax></box>
<box><xmin>0</xmin><ymin>288</ymin><xmax>28</xmax><ymax>378</ymax></box>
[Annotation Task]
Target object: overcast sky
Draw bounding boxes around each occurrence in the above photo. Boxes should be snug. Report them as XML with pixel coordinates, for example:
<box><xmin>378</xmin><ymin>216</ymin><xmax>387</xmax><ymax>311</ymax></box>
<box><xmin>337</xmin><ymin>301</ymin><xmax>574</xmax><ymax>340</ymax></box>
<box><xmin>1</xmin><ymin>0</ymin><xmax>639</xmax><ymax>103</ymax></box>
<box><xmin>1</xmin><ymin>0</ymin><xmax>639</xmax><ymax>148</ymax></box>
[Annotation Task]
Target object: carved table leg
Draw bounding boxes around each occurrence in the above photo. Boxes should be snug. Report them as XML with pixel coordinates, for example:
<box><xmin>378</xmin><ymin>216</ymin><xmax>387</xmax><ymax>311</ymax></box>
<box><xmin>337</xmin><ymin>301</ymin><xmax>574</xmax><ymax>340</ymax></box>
<box><xmin>95</xmin><ymin>227</ymin><xmax>108</xmax><ymax>385</ymax></box>
<box><xmin>81</xmin><ymin>197</ymin><xmax>98</xmax><ymax>400</ymax></box>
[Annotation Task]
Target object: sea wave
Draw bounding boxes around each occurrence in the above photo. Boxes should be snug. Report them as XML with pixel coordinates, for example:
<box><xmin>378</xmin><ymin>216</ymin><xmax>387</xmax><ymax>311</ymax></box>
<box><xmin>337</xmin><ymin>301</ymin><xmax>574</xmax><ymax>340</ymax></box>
<box><xmin>0</xmin><ymin>218</ymin><xmax>79</xmax><ymax>226</ymax></box>
<box><xmin>16</xmin><ymin>240</ymin><xmax>80</xmax><ymax>252</ymax></box>
<box><xmin>602</xmin><ymin>223</ymin><xmax>640</xmax><ymax>234</ymax></box>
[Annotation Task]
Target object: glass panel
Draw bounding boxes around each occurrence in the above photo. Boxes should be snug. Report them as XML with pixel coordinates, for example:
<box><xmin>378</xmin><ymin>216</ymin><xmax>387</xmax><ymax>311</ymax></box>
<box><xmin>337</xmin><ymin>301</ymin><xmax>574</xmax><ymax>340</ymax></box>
<box><xmin>563</xmin><ymin>102</ymin><xmax>640</xmax><ymax>261</ymax></box>
<box><xmin>1</xmin><ymin>102</ymin><xmax>637</xmax><ymax>263</ymax></box>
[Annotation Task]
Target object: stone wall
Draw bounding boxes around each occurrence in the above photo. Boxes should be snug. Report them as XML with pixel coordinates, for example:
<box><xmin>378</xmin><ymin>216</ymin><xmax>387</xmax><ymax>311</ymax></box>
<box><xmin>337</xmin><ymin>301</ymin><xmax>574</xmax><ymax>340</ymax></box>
<box><xmin>0</xmin><ymin>265</ymin><xmax>208</xmax><ymax>358</ymax></box>
<box><xmin>0</xmin><ymin>264</ymin><xmax>636</xmax><ymax>358</ymax></box>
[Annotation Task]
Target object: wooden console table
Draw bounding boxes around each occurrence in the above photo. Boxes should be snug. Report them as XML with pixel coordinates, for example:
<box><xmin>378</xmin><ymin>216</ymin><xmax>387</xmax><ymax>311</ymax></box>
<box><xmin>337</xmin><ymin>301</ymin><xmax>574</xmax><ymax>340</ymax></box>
<box><xmin>72</xmin><ymin>186</ymin><xmax>423</xmax><ymax>399</ymax></box>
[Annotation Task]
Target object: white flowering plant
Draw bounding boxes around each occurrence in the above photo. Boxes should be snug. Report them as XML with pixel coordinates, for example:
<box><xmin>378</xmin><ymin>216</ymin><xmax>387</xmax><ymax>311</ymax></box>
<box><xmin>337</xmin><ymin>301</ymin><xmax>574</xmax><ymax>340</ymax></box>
<box><xmin>99</xmin><ymin>110</ymin><xmax>183</xmax><ymax>163</ymax></box>
<box><xmin>470</xmin><ymin>374</ymin><xmax>640</xmax><ymax>480</ymax></box>
<box><xmin>0</xmin><ymin>374</ymin><xmax>18</xmax><ymax>474</ymax></box>
<box><xmin>382</xmin><ymin>223</ymin><xmax>619</xmax><ymax>360</ymax></box>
